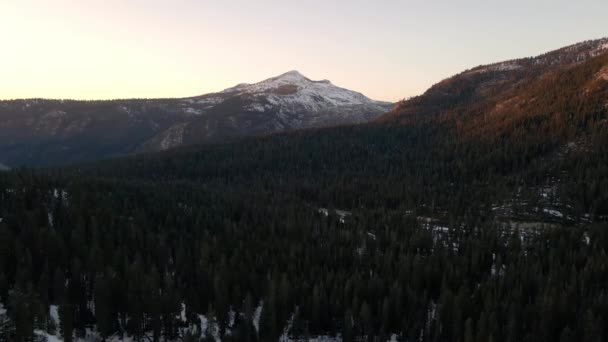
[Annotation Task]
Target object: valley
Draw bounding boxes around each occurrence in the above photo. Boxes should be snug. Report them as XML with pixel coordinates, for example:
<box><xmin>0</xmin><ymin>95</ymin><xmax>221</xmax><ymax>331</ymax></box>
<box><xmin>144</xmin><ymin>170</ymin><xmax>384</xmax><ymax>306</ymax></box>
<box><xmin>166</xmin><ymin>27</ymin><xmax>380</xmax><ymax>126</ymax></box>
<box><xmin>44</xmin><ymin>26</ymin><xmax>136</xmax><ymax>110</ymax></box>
<box><xmin>1</xmin><ymin>37</ymin><xmax>607</xmax><ymax>342</ymax></box>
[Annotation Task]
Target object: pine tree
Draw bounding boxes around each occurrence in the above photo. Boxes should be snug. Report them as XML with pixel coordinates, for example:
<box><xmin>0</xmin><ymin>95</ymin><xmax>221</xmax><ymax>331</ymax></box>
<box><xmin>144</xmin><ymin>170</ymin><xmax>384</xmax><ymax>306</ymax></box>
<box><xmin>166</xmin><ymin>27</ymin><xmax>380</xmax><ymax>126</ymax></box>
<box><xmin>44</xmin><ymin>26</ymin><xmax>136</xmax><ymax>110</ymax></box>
<box><xmin>8</xmin><ymin>289</ymin><xmax>37</xmax><ymax>342</ymax></box>
<box><xmin>359</xmin><ymin>301</ymin><xmax>372</xmax><ymax>340</ymax></box>
<box><xmin>559</xmin><ymin>326</ymin><xmax>574</xmax><ymax>342</ymax></box>
<box><xmin>0</xmin><ymin>307</ymin><xmax>15</xmax><ymax>341</ymax></box>
<box><xmin>241</xmin><ymin>293</ymin><xmax>256</xmax><ymax>342</ymax></box>
<box><xmin>0</xmin><ymin>273</ymin><xmax>7</xmax><ymax>304</ymax></box>
<box><xmin>58</xmin><ymin>302</ymin><xmax>74</xmax><ymax>342</ymax></box>
<box><xmin>94</xmin><ymin>275</ymin><xmax>115</xmax><ymax>340</ymax></box>
<box><xmin>259</xmin><ymin>291</ymin><xmax>278</xmax><ymax>340</ymax></box>
<box><xmin>51</xmin><ymin>269</ymin><xmax>65</xmax><ymax>305</ymax></box>
<box><xmin>342</xmin><ymin>309</ymin><xmax>354</xmax><ymax>342</ymax></box>
<box><xmin>464</xmin><ymin>317</ymin><xmax>474</xmax><ymax>342</ymax></box>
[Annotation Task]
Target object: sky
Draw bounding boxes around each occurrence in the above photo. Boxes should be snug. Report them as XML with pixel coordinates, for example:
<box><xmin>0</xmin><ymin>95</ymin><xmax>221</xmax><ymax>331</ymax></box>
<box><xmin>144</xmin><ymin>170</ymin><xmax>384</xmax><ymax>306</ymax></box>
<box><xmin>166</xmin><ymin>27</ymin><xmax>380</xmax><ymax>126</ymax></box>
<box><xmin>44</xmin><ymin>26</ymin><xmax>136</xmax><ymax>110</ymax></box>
<box><xmin>0</xmin><ymin>0</ymin><xmax>606</xmax><ymax>102</ymax></box>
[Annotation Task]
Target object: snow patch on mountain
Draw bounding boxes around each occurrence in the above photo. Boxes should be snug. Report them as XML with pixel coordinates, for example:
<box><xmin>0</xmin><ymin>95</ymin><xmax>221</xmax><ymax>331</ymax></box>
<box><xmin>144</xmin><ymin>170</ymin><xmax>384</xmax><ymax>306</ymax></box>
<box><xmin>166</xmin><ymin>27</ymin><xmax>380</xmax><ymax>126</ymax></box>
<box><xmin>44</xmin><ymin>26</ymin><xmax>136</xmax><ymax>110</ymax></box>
<box><xmin>590</xmin><ymin>39</ymin><xmax>608</xmax><ymax>56</ymax></box>
<box><xmin>220</xmin><ymin>70</ymin><xmax>390</xmax><ymax>112</ymax></box>
<box><xmin>183</xmin><ymin>107</ymin><xmax>203</xmax><ymax>115</ymax></box>
<box><xmin>597</xmin><ymin>65</ymin><xmax>608</xmax><ymax>81</ymax></box>
<box><xmin>159</xmin><ymin>123</ymin><xmax>187</xmax><ymax>150</ymax></box>
<box><xmin>195</xmin><ymin>96</ymin><xmax>224</xmax><ymax>107</ymax></box>
<box><xmin>462</xmin><ymin>37</ymin><xmax>608</xmax><ymax>78</ymax></box>
<box><xmin>466</xmin><ymin>62</ymin><xmax>522</xmax><ymax>75</ymax></box>
<box><xmin>172</xmin><ymin>71</ymin><xmax>393</xmax><ymax>133</ymax></box>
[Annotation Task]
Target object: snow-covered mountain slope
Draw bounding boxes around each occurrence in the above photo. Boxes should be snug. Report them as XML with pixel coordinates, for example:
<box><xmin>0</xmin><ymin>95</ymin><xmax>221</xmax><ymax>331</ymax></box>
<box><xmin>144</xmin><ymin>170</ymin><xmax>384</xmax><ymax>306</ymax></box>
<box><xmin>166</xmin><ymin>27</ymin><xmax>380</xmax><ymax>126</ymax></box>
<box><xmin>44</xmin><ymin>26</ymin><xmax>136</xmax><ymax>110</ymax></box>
<box><xmin>0</xmin><ymin>72</ymin><xmax>393</xmax><ymax>166</ymax></box>
<box><xmin>218</xmin><ymin>70</ymin><xmax>389</xmax><ymax>110</ymax></box>
<box><xmin>139</xmin><ymin>71</ymin><xmax>393</xmax><ymax>151</ymax></box>
<box><xmin>177</xmin><ymin>70</ymin><xmax>393</xmax><ymax>132</ymax></box>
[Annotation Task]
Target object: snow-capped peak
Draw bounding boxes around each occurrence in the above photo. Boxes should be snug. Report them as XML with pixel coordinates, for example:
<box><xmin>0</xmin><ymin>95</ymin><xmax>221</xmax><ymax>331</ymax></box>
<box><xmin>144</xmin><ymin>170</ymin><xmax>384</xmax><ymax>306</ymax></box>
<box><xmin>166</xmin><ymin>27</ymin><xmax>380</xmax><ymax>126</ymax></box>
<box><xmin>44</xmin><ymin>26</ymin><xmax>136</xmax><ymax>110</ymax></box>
<box><xmin>184</xmin><ymin>71</ymin><xmax>393</xmax><ymax>129</ymax></box>
<box><xmin>272</xmin><ymin>70</ymin><xmax>333</xmax><ymax>84</ymax></box>
<box><xmin>219</xmin><ymin>70</ymin><xmax>389</xmax><ymax>109</ymax></box>
<box><xmin>222</xmin><ymin>70</ymin><xmax>317</xmax><ymax>94</ymax></box>
<box><xmin>275</xmin><ymin>70</ymin><xmax>310</xmax><ymax>82</ymax></box>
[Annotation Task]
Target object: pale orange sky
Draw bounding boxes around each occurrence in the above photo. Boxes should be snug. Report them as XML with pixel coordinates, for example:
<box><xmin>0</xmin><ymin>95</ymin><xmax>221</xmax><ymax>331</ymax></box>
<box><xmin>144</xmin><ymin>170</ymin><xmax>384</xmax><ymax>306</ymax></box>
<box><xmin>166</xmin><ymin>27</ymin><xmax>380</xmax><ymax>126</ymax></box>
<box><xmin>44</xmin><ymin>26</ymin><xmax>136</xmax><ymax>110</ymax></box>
<box><xmin>1</xmin><ymin>0</ymin><xmax>606</xmax><ymax>102</ymax></box>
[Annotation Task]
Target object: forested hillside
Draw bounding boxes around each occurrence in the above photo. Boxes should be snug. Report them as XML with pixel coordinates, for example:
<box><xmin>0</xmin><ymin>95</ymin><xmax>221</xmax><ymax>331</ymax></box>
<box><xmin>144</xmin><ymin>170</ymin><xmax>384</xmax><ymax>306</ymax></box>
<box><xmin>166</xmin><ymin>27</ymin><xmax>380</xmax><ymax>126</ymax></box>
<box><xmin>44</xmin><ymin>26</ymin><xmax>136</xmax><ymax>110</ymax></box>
<box><xmin>1</xmin><ymin>168</ymin><xmax>607</xmax><ymax>341</ymax></box>
<box><xmin>1</xmin><ymin>43</ymin><xmax>608</xmax><ymax>341</ymax></box>
<box><xmin>380</xmin><ymin>37</ymin><xmax>608</xmax><ymax>126</ymax></box>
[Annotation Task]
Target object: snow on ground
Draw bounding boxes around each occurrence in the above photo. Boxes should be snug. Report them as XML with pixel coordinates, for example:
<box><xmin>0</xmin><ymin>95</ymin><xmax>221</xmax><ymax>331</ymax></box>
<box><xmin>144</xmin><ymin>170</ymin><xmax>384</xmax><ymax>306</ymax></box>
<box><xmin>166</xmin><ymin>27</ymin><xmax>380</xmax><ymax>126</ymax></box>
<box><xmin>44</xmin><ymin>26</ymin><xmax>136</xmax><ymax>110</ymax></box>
<box><xmin>253</xmin><ymin>300</ymin><xmax>264</xmax><ymax>333</ymax></box>
<box><xmin>198</xmin><ymin>314</ymin><xmax>209</xmax><ymax>334</ymax></box>
<box><xmin>466</xmin><ymin>62</ymin><xmax>522</xmax><ymax>75</ymax></box>
<box><xmin>183</xmin><ymin>107</ymin><xmax>203</xmax><ymax>115</ymax></box>
<box><xmin>228</xmin><ymin>309</ymin><xmax>236</xmax><ymax>329</ymax></box>
<box><xmin>418</xmin><ymin>216</ymin><xmax>450</xmax><ymax>233</ymax></box>
<box><xmin>543</xmin><ymin>208</ymin><xmax>564</xmax><ymax>218</ymax></box>
<box><xmin>197</xmin><ymin>314</ymin><xmax>221</xmax><ymax>342</ymax></box>
<box><xmin>335</xmin><ymin>210</ymin><xmax>352</xmax><ymax>224</ymax></box>
<box><xmin>490</xmin><ymin>62</ymin><xmax>522</xmax><ymax>72</ymax></box>
<box><xmin>279</xmin><ymin>311</ymin><xmax>297</xmax><ymax>341</ymax></box>
<box><xmin>194</xmin><ymin>96</ymin><xmax>223</xmax><ymax>106</ymax></box>
<box><xmin>35</xmin><ymin>330</ymin><xmax>63</xmax><ymax>342</ymax></box>
<box><xmin>180</xmin><ymin>303</ymin><xmax>187</xmax><ymax>322</ymax></box>
<box><xmin>48</xmin><ymin>211</ymin><xmax>54</xmax><ymax>227</ymax></box>
<box><xmin>52</xmin><ymin>188</ymin><xmax>69</xmax><ymax>202</ymax></box>
<box><xmin>583</xmin><ymin>232</ymin><xmax>591</xmax><ymax>245</ymax></box>
<box><xmin>50</xmin><ymin>305</ymin><xmax>60</xmax><ymax>326</ymax></box>
<box><xmin>540</xmin><ymin>185</ymin><xmax>558</xmax><ymax>199</ymax></box>
<box><xmin>318</xmin><ymin>208</ymin><xmax>352</xmax><ymax>223</ymax></box>
<box><xmin>245</xmin><ymin>103</ymin><xmax>267</xmax><ymax>112</ymax></box>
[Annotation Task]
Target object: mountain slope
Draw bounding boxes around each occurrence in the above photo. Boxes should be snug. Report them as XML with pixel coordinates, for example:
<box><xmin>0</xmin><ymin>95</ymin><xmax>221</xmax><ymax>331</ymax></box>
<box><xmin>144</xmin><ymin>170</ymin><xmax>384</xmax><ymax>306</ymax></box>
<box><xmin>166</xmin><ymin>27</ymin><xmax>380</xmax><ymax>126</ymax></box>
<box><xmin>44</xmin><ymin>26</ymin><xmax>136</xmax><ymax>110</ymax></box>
<box><xmin>84</xmin><ymin>38</ymin><xmax>608</xmax><ymax>223</ymax></box>
<box><xmin>379</xmin><ymin>37</ymin><xmax>608</xmax><ymax>125</ymax></box>
<box><xmin>0</xmin><ymin>71</ymin><xmax>392</xmax><ymax>167</ymax></box>
<box><xmin>158</xmin><ymin>71</ymin><xmax>392</xmax><ymax>150</ymax></box>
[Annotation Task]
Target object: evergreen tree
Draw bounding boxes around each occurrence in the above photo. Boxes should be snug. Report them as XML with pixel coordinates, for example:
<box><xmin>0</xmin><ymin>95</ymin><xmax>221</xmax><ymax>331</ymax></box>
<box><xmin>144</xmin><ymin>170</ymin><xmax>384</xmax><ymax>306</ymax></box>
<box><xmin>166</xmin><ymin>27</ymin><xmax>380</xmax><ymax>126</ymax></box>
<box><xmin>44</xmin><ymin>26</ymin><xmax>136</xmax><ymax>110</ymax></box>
<box><xmin>58</xmin><ymin>303</ymin><xmax>74</xmax><ymax>342</ymax></box>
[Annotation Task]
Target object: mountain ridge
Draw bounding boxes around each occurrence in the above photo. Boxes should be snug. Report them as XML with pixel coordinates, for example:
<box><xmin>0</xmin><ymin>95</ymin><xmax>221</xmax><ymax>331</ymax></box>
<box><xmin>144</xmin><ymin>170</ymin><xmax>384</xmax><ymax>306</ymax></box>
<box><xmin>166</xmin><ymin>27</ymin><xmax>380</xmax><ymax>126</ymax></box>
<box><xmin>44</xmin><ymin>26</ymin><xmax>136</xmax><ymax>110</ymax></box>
<box><xmin>0</xmin><ymin>71</ymin><xmax>392</xmax><ymax>167</ymax></box>
<box><xmin>379</xmin><ymin>37</ymin><xmax>608</xmax><ymax>124</ymax></box>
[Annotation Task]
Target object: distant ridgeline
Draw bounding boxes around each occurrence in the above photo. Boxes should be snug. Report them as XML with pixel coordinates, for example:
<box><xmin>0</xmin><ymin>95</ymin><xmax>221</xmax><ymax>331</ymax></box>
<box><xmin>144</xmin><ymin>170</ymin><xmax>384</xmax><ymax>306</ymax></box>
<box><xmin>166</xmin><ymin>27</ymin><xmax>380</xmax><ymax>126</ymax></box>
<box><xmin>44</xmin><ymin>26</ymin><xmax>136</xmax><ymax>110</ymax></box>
<box><xmin>0</xmin><ymin>38</ymin><xmax>607</xmax><ymax>341</ymax></box>
<box><xmin>0</xmin><ymin>71</ymin><xmax>392</xmax><ymax>168</ymax></box>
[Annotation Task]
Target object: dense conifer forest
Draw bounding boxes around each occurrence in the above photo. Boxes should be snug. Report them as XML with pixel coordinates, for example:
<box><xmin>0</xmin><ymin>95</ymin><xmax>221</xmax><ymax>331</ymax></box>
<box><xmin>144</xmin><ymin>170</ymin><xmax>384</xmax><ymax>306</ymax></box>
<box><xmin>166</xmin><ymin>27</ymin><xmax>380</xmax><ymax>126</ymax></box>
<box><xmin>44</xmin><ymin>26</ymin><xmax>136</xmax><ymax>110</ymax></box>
<box><xmin>1</xmin><ymin>108</ymin><xmax>607</xmax><ymax>341</ymax></box>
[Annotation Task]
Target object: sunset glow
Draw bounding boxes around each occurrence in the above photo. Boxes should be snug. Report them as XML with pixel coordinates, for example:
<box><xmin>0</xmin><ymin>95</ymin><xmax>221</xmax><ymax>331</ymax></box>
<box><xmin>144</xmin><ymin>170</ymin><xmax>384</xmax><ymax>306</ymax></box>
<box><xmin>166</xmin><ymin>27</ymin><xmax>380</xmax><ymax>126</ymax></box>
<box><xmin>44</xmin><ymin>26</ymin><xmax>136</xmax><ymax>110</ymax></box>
<box><xmin>1</xmin><ymin>0</ymin><xmax>606</xmax><ymax>101</ymax></box>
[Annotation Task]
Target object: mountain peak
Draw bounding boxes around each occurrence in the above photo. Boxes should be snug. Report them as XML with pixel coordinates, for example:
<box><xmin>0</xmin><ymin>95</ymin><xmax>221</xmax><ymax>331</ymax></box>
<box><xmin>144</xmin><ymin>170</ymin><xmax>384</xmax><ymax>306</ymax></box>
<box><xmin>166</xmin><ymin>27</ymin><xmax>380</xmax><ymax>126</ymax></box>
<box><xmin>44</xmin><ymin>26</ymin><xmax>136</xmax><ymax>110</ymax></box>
<box><xmin>274</xmin><ymin>70</ymin><xmax>311</xmax><ymax>82</ymax></box>
<box><xmin>209</xmin><ymin>70</ymin><xmax>392</xmax><ymax>118</ymax></box>
<box><xmin>281</xmin><ymin>70</ymin><xmax>305</xmax><ymax>77</ymax></box>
